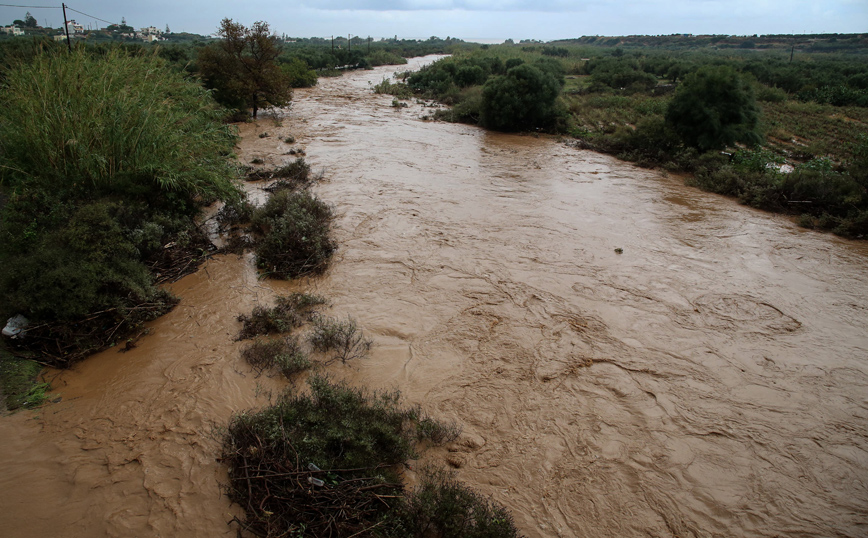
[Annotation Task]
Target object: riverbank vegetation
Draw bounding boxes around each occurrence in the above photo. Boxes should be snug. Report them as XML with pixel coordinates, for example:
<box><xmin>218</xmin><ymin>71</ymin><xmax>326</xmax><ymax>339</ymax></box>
<box><xmin>396</xmin><ymin>34</ymin><xmax>868</xmax><ymax>238</ymax></box>
<box><xmin>0</xmin><ymin>47</ymin><xmax>240</xmax><ymax>367</ymax></box>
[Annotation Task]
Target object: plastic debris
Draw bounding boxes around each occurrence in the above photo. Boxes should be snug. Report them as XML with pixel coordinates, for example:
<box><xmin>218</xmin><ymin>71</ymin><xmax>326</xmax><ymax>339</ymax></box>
<box><xmin>2</xmin><ymin>315</ymin><xmax>29</xmax><ymax>339</ymax></box>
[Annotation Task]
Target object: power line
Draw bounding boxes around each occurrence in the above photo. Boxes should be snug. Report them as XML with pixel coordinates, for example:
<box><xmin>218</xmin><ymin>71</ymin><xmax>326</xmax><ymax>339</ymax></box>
<box><xmin>0</xmin><ymin>3</ymin><xmax>59</xmax><ymax>8</ymax></box>
<box><xmin>65</xmin><ymin>6</ymin><xmax>119</xmax><ymax>27</ymax></box>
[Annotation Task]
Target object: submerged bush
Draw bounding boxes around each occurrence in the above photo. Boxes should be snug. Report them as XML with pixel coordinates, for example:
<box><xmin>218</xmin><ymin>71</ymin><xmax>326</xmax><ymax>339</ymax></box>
<box><xmin>309</xmin><ymin>315</ymin><xmax>372</xmax><ymax>363</ymax></box>
<box><xmin>251</xmin><ymin>190</ymin><xmax>336</xmax><ymax>278</ymax></box>
<box><xmin>390</xmin><ymin>465</ymin><xmax>521</xmax><ymax>538</ymax></box>
<box><xmin>237</xmin><ymin>293</ymin><xmax>327</xmax><ymax>339</ymax></box>
<box><xmin>223</xmin><ymin>376</ymin><xmax>512</xmax><ymax>538</ymax></box>
<box><xmin>241</xmin><ymin>336</ymin><xmax>311</xmax><ymax>377</ymax></box>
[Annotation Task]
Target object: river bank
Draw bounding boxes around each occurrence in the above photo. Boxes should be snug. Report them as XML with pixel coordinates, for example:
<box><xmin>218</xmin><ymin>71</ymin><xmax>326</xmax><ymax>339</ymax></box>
<box><xmin>1</xmin><ymin>56</ymin><xmax>867</xmax><ymax>538</ymax></box>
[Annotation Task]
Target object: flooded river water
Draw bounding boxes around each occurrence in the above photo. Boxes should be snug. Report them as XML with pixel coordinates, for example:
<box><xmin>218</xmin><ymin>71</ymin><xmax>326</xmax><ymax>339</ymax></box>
<box><xmin>2</xmin><ymin>56</ymin><xmax>867</xmax><ymax>537</ymax></box>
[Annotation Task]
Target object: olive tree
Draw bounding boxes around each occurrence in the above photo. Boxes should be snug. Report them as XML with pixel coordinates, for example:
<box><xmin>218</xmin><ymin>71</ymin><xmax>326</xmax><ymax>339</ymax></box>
<box><xmin>665</xmin><ymin>65</ymin><xmax>761</xmax><ymax>151</ymax></box>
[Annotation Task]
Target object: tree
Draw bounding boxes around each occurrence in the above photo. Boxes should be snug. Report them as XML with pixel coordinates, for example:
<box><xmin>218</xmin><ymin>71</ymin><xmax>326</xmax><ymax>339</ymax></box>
<box><xmin>480</xmin><ymin>63</ymin><xmax>563</xmax><ymax>132</ymax></box>
<box><xmin>665</xmin><ymin>65</ymin><xmax>761</xmax><ymax>151</ymax></box>
<box><xmin>198</xmin><ymin>19</ymin><xmax>292</xmax><ymax>118</ymax></box>
<box><xmin>23</xmin><ymin>12</ymin><xmax>37</xmax><ymax>28</ymax></box>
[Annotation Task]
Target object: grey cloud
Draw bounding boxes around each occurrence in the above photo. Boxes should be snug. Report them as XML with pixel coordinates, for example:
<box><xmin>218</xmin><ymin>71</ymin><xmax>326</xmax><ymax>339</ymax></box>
<box><xmin>299</xmin><ymin>1</ymin><xmax>585</xmax><ymax>12</ymax></box>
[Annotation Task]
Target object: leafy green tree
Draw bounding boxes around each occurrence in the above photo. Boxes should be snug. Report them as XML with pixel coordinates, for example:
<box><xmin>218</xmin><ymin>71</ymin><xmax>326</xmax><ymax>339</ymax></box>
<box><xmin>23</xmin><ymin>12</ymin><xmax>37</xmax><ymax>28</ymax></box>
<box><xmin>665</xmin><ymin>65</ymin><xmax>761</xmax><ymax>151</ymax></box>
<box><xmin>480</xmin><ymin>63</ymin><xmax>562</xmax><ymax>131</ymax></box>
<box><xmin>198</xmin><ymin>19</ymin><xmax>292</xmax><ymax>118</ymax></box>
<box><xmin>280</xmin><ymin>57</ymin><xmax>317</xmax><ymax>88</ymax></box>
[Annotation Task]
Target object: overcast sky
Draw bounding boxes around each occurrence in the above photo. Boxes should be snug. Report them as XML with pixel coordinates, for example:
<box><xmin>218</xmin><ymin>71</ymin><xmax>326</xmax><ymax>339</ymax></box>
<box><xmin>3</xmin><ymin>1</ymin><xmax>865</xmax><ymax>41</ymax></box>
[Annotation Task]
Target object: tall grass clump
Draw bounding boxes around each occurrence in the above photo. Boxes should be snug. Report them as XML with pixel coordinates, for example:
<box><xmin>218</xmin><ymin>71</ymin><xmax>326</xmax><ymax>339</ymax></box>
<box><xmin>0</xmin><ymin>48</ymin><xmax>239</xmax><ymax>200</ymax></box>
<box><xmin>250</xmin><ymin>190</ymin><xmax>336</xmax><ymax>278</ymax></box>
<box><xmin>223</xmin><ymin>376</ymin><xmax>517</xmax><ymax>538</ymax></box>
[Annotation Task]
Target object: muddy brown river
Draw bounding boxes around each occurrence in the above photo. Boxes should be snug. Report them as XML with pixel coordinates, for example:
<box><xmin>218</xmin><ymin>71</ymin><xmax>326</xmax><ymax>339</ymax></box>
<box><xmin>2</xmin><ymin>56</ymin><xmax>867</xmax><ymax>538</ymax></box>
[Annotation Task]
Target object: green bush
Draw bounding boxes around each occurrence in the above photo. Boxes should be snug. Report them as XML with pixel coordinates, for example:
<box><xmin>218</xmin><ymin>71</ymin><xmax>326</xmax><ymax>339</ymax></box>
<box><xmin>480</xmin><ymin>63</ymin><xmax>563</xmax><ymax>131</ymax></box>
<box><xmin>366</xmin><ymin>50</ymin><xmax>408</xmax><ymax>67</ymax></box>
<box><xmin>665</xmin><ymin>65</ymin><xmax>762</xmax><ymax>151</ymax></box>
<box><xmin>756</xmin><ymin>84</ymin><xmax>788</xmax><ymax>103</ymax></box>
<box><xmin>251</xmin><ymin>190</ymin><xmax>336</xmax><ymax>278</ymax></box>
<box><xmin>0</xmin><ymin>45</ymin><xmax>226</xmax><ymax>362</ymax></box>
<box><xmin>0</xmin><ymin>48</ymin><xmax>238</xmax><ymax>334</ymax></box>
<box><xmin>309</xmin><ymin>316</ymin><xmax>372</xmax><ymax>363</ymax></box>
<box><xmin>373</xmin><ymin>77</ymin><xmax>413</xmax><ymax>98</ymax></box>
<box><xmin>391</xmin><ymin>465</ymin><xmax>521</xmax><ymax>538</ymax></box>
<box><xmin>223</xmin><ymin>377</ymin><xmax>502</xmax><ymax>538</ymax></box>
<box><xmin>2</xmin><ymin>201</ymin><xmax>155</xmax><ymax>320</ymax></box>
<box><xmin>237</xmin><ymin>293</ymin><xmax>327</xmax><ymax>339</ymax></box>
<box><xmin>280</xmin><ymin>56</ymin><xmax>318</xmax><ymax>88</ymax></box>
<box><xmin>241</xmin><ymin>336</ymin><xmax>311</xmax><ymax>377</ymax></box>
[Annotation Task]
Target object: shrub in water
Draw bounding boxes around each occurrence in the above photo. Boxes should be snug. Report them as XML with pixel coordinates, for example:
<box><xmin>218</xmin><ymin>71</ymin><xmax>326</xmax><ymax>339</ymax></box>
<box><xmin>222</xmin><ymin>377</ymin><xmax>509</xmax><ymax>537</ymax></box>
<box><xmin>237</xmin><ymin>293</ymin><xmax>327</xmax><ymax>339</ymax></box>
<box><xmin>309</xmin><ymin>316</ymin><xmax>372</xmax><ymax>363</ymax></box>
<box><xmin>241</xmin><ymin>336</ymin><xmax>311</xmax><ymax>377</ymax></box>
<box><xmin>251</xmin><ymin>190</ymin><xmax>336</xmax><ymax>278</ymax></box>
<box><xmin>390</xmin><ymin>465</ymin><xmax>521</xmax><ymax>538</ymax></box>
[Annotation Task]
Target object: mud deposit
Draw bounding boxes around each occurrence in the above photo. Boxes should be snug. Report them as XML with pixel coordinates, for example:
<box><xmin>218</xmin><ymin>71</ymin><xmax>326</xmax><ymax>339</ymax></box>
<box><xmin>2</xmin><ymin>56</ymin><xmax>868</xmax><ymax>537</ymax></box>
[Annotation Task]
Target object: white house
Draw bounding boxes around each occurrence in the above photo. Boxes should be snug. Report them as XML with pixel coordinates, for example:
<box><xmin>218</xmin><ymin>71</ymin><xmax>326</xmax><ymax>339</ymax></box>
<box><xmin>65</xmin><ymin>19</ymin><xmax>84</xmax><ymax>34</ymax></box>
<box><xmin>140</xmin><ymin>26</ymin><xmax>160</xmax><ymax>35</ymax></box>
<box><xmin>1</xmin><ymin>25</ymin><xmax>24</xmax><ymax>36</ymax></box>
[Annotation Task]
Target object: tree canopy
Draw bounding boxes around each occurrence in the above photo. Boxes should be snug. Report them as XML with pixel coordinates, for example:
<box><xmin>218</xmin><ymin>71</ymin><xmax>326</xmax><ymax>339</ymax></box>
<box><xmin>198</xmin><ymin>19</ymin><xmax>292</xmax><ymax>118</ymax></box>
<box><xmin>480</xmin><ymin>63</ymin><xmax>563</xmax><ymax>132</ymax></box>
<box><xmin>665</xmin><ymin>65</ymin><xmax>762</xmax><ymax>151</ymax></box>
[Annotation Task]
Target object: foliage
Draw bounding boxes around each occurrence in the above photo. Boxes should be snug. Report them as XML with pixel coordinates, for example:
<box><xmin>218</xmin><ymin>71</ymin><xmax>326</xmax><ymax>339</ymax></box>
<box><xmin>237</xmin><ymin>293</ymin><xmax>327</xmax><ymax>340</ymax></box>
<box><xmin>2</xmin><ymin>200</ymin><xmax>160</xmax><ymax>320</ymax></box>
<box><xmin>389</xmin><ymin>465</ymin><xmax>521</xmax><ymax>538</ymax></box>
<box><xmin>665</xmin><ymin>65</ymin><xmax>762</xmax><ymax>151</ymax></box>
<box><xmin>367</xmin><ymin>49</ymin><xmax>408</xmax><ymax>67</ymax></box>
<box><xmin>251</xmin><ymin>190</ymin><xmax>336</xmax><ymax>279</ymax></box>
<box><xmin>223</xmin><ymin>376</ymin><xmax>494</xmax><ymax>538</ymax></box>
<box><xmin>0</xmin><ymin>48</ymin><xmax>237</xmax><ymax>355</ymax></box>
<box><xmin>0</xmin><ymin>347</ymin><xmax>49</xmax><ymax>410</ymax></box>
<box><xmin>241</xmin><ymin>336</ymin><xmax>311</xmax><ymax>377</ymax></box>
<box><xmin>280</xmin><ymin>56</ymin><xmax>318</xmax><ymax>88</ymax></box>
<box><xmin>797</xmin><ymin>85</ymin><xmax>868</xmax><ymax>107</ymax></box>
<box><xmin>197</xmin><ymin>19</ymin><xmax>293</xmax><ymax>118</ymax></box>
<box><xmin>480</xmin><ymin>63</ymin><xmax>564</xmax><ymax>131</ymax></box>
<box><xmin>373</xmin><ymin>77</ymin><xmax>413</xmax><ymax>98</ymax></box>
<box><xmin>0</xmin><ymin>48</ymin><xmax>239</xmax><ymax>201</ymax></box>
<box><xmin>309</xmin><ymin>316</ymin><xmax>372</xmax><ymax>363</ymax></box>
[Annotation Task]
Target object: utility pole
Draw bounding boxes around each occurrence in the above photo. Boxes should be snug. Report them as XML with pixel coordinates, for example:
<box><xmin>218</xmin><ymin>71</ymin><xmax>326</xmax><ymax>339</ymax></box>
<box><xmin>61</xmin><ymin>3</ymin><xmax>71</xmax><ymax>51</ymax></box>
